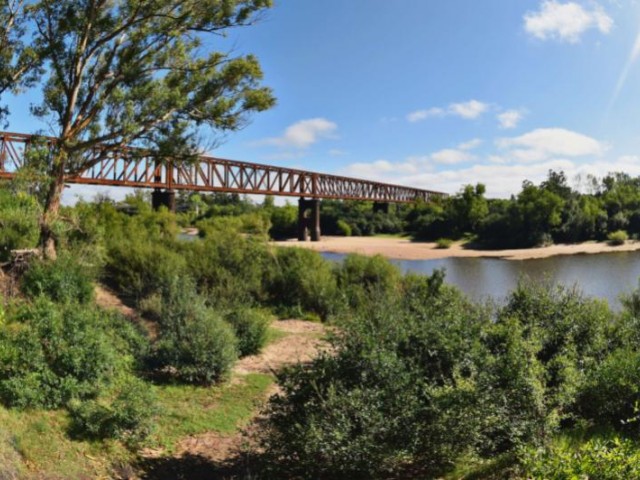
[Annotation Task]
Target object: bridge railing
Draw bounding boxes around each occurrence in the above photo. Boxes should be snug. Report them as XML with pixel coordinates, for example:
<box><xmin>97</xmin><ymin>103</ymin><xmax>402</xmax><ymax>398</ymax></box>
<box><xmin>0</xmin><ymin>131</ymin><xmax>447</xmax><ymax>203</ymax></box>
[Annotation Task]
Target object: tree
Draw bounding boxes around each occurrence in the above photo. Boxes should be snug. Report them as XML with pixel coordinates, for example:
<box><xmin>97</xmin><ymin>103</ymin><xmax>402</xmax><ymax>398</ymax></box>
<box><xmin>23</xmin><ymin>0</ymin><xmax>275</xmax><ymax>258</ymax></box>
<box><xmin>0</xmin><ymin>0</ymin><xmax>39</xmax><ymax>123</ymax></box>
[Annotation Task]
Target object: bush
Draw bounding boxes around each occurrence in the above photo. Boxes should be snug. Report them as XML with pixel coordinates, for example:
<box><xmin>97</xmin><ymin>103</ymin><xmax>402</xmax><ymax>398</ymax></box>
<box><xmin>521</xmin><ymin>437</ymin><xmax>640</xmax><ymax>480</ymax></box>
<box><xmin>0</xmin><ymin>300</ymin><xmax>139</xmax><ymax>408</ymax></box>
<box><xmin>608</xmin><ymin>229</ymin><xmax>628</xmax><ymax>245</ymax></box>
<box><xmin>105</xmin><ymin>240</ymin><xmax>188</xmax><ymax>302</ymax></box>
<box><xmin>336</xmin><ymin>219</ymin><xmax>352</xmax><ymax>237</ymax></box>
<box><xmin>336</xmin><ymin>254</ymin><xmax>401</xmax><ymax>310</ymax></box>
<box><xmin>225</xmin><ymin>308</ymin><xmax>270</xmax><ymax>357</ymax></box>
<box><xmin>0</xmin><ymin>190</ymin><xmax>40</xmax><ymax>262</ymax></box>
<box><xmin>21</xmin><ymin>255</ymin><xmax>95</xmax><ymax>304</ymax></box>
<box><xmin>69</xmin><ymin>377</ymin><xmax>156</xmax><ymax>447</ymax></box>
<box><xmin>260</xmin><ymin>291</ymin><xmax>491</xmax><ymax>479</ymax></box>
<box><xmin>269</xmin><ymin>248</ymin><xmax>340</xmax><ymax>320</ymax></box>
<box><xmin>151</xmin><ymin>277</ymin><xmax>238</xmax><ymax>384</ymax></box>
<box><xmin>185</xmin><ymin>230</ymin><xmax>272</xmax><ymax>308</ymax></box>
<box><xmin>576</xmin><ymin>348</ymin><xmax>640</xmax><ymax>432</ymax></box>
<box><xmin>436</xmin><ymin>238</ymin><xmax>453</xmax><ymax>249</ymax></box>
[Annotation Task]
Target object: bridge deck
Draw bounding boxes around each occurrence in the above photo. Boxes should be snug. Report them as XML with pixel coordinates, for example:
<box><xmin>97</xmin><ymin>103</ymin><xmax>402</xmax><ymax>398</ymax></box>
<box><xmin>0</xmin><ymin>131</ymin><xmax>446</xmax><ymax>203</ymax></box>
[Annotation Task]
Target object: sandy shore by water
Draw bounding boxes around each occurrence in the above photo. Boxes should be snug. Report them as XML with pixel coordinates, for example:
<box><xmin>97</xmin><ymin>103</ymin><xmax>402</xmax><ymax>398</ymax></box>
<box><xmin>272</xmin><ymin>236</ymin><xmax>640</xmax><ymax>261</ymax></box>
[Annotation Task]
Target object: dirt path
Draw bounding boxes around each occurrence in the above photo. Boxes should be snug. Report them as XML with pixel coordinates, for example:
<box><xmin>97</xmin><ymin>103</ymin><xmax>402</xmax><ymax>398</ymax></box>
<box><xmin>175</xmin><ymin>320</ymin><xmax>327</xmax><ymax>463</ymax></box>
<box><xmin>95</xmin><ymin>286</ymin><xmax>328</xmax><ymax>469</ymax></box>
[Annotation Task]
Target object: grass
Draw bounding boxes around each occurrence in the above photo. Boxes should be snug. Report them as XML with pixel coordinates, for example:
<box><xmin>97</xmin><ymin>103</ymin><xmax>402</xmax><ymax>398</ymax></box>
<box><xmin>265</xmin><ymin>325</ymin><xmax>289</xmax><ymax>346</ymax></box>
<box><xmin>151</xmin><ymin>373</ymin><xmax>273</xmax><ymax>451</ymax></box>
<box><xmin>0</xmin><ymin>406</ymin><xmax>132</xmax><ymax>479</ymax></box>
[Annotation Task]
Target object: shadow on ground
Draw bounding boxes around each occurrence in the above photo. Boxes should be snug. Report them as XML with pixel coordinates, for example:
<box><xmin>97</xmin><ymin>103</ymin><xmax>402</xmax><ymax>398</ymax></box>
<box><xmin>137</xmin><ymin>452</ymin><xmax>266</xmax><ymax>480</ymax></box>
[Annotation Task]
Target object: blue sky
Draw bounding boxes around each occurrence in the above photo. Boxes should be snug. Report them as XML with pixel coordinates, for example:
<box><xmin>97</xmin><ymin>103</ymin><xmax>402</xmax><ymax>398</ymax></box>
<box><xmin>7</xmin><ymin>0</ymin><xmax>640</xmax><ymax>200</ymax></box>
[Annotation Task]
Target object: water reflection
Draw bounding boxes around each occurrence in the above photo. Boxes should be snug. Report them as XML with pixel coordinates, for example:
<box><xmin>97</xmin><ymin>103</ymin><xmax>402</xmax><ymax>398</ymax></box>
<box><xmin>322</xmin><ymin>251</ymin><xmax>640</xmax><ymax>310</ymax></box>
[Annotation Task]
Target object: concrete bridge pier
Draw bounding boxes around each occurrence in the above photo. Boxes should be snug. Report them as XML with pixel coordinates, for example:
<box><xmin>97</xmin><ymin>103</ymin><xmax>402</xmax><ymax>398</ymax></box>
<box><xmin>373</xmin><ymin>202</ymin><xmax>390</xmax><ymax>214</ymax></box>
<box><xmin>298</xmin><ymin>198</ymin><xmax>321</xmax><ymax>242</ymax></box>
<box><xmin>152</xmin><ymin>189</ymin><xmax>176</xmax><ymax>212</ymax></box>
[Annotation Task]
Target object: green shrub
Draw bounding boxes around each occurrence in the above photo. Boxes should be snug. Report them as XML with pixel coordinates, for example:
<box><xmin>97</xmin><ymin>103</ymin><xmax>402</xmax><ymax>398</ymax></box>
<box><xmin>608</xmin><ymin>229</ymin><xmax>628</xmax><ymax>245</ymax></box>
<box><xmin>151</xmin><ymin>277</ymin><xmax>238</xmax><ymax>385</ymax></box>
<box><xmin>436</xmin><ymin>238</ymin><xmax>453</xmax><ymax>249</ymax></box>
<box><xmin>0</xmin><ymin>190</ymin><xmax>40</xmax><ymax>262</ymax></box>
<box><xmin>336</xmin><ymin>219</ymin><xmax>352</xmax><ymax>237</ymax></box>
<box><xmin>185</xmin><ymin>230</ymin><xmax>272</xmax><ymax>308</ymax></box>
<box><xmin>498</xmin><ymin>281</ymin><xmax>614</xmax><ymax>423</ymax></box>
<box><xmin>0</xmin><ymin>300</ymin><xmax>138</xmax><ymax>408</ymax></box>
<box><xmin>576</xmin><ymin>348</ymin><xmax>640</xmax><ymax>432</ymax></box>
<box><xmin>225</xmin><ymin>308</ymin><xmax>270</xmax><ymax>357</ymax></box>
<box><xmin>260</xmin><ymin>292</ymin><xmax>491</xmax><ymax>479</ymax></box>
<box><xmin>269</xmin><ymin>248</ymin><xmax>340</xmax><ymax>320</ymax></box>
<box><xmin>105</xmin><ymin>240</ymin><xmax>188</xmax><ymax>302</ymax></box>
<box><xmin>69</xmin><ymin>377</ymin><xmax>156</xmax><ymax>447</ymax></box>
<box><xmin>336</xmin><ymin>254</ymin><xmax>401</xmax><ymax>310</ymax></box>
<box><xmin>521</xmin><ymin>437</ymin><xmax>640</xmax><ymax>480</ymax></box>
<box><xmin>21</xmin><ymin>255</ymin><xmax>95</xmax><ymax>304</ymax></box>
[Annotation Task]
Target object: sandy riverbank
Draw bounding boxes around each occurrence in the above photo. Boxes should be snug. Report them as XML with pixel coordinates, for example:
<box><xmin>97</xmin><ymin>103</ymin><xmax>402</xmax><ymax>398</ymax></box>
<box><xmin>272</xmin><ymin>236</ymin><xmax>640</xmax><ymax>261</ymax></box>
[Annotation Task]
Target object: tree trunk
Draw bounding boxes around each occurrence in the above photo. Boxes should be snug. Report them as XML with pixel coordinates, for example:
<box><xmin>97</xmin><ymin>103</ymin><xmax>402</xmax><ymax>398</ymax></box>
<box><xmin>39</xmin><ymin>171</ymin><xmax>65</xmax><ymax>260</ymax></box>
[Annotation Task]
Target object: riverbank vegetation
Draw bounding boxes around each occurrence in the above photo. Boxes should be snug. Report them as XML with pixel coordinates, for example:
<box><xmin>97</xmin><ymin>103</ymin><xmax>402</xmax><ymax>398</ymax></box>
<box><xmin>172</xmin><ymin>169</ymin><xmax>640</xmax><ymax>251</ymax></box>
<box><xmin>4</xmin><ymin>183</ymin><xmax>640</xmax><ymax>478</ymax></box>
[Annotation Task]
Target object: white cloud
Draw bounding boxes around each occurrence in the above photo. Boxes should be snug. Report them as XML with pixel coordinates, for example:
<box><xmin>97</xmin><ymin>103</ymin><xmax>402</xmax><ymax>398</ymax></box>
<box><xmin>496</xmin><ymin>128</ymin><xmax>607</xmax><ymax>162</ymax></box>
<box><xmin>524</xmin><ymin>1</ymin><xmax>613</xmax><ymax>43</ymax></box>
<box><xmin>497</xmin><ymin>110</ymin><xmax>525</xmax><ymax>129</ymax></box>
<box><xmin>449</xmin><ymin>100</ymin><xmax>489</xmax><ymax>119</ymax></box>
<box><xmin>338</xmin><ymin>127</ymin><xmax>617</xmax><ymax>198</ymax></box>
<box><xmin>431</xmin><ymin>149</ymin><xmax>476</xmax><ymax>165</ymax></box>
<box><xmin>407</xmin><ymin>100</ymin><xmax>489</xmax><ymax>123</ymax></box>
<box><xmin>406</xmin><ymin>108</ymin><xmax>445</xmax><ymax>123</ymax></box>
<box><xmin>257</xmin><ymin>118</ymin><xmax>337</xmax><ymax>149</ymax></box>
<box><xmin>458</xmin><ymin>138</ymin><xmax>483</xmax><ymax>150</ymax></box>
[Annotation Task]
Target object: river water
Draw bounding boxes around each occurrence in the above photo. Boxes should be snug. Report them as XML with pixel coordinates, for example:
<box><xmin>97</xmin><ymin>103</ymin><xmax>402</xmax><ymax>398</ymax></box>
<box><xmin>322</xmin><ymin>251</ymin><xmax>640</xmax><ymax>310</ymax></box>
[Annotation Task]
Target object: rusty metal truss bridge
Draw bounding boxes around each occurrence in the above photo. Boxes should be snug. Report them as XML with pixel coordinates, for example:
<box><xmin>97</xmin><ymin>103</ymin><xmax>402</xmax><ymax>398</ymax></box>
<box><xmin>0</xmin><ymin>131</ymin><xmax>446</xmax><ymax>203</ymax></box>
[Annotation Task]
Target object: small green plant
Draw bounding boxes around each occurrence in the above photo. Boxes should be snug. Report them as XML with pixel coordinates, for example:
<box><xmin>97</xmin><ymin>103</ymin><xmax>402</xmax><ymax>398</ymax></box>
<box><xmin>608</xmin><ymin>230</ymin><xmax>628</xmax><ymax>245</ymax></box>
<box><xmin>21</xmin><ymin>255</ymin><xmax>95</xmax><ymax>304</ymax></box>
<box><xmin>68</xmin><ymin>377</ymin><xmax>157</xmax><ymax>447</ymax></box>
<box><xmin>435</xmin><ymin>238</ymin><xmax>453</xmax><ymax>249</ymax></box>
<box><xmin>225</xmin><ymin>308</ymin><xmax>270</xmax><ymax>357</ymax></box>
<box><xmin>336</xmin><ymin>219</ymin><xmax>352</xmax><ymax>237</ymax></box>
<box><xmin>151</xmin><ymin>277</ymin><xmax>238</xmax><ymax>385</ymax></box>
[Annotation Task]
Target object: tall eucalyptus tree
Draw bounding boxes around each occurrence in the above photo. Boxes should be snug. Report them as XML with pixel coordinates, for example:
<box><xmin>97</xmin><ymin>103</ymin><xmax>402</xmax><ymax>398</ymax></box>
<box><xmin>25</xmin><ymin>0</ymin><xmax>275</xmax><ymax>258</ymax></box>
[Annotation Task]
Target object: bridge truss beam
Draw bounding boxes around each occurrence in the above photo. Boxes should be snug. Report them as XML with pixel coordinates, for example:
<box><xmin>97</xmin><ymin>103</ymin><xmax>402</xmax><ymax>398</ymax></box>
<box><xmin>0</xmin><ymin>131</ymin><xmax>446</xmax><ymax>204</ymax></box>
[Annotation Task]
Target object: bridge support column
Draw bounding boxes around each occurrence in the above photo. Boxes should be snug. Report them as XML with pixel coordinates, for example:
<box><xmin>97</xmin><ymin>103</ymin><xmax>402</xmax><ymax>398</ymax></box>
<box><xmin>152</xmin><ymin>189</ymin><xmax>176</xmax><ymax>212</ymax></box>
<box><xmin>373</xmin><ymin>202</ymin><xmax>390</xmax><ymax>214</ymax></box>
<box><xmin>298</xmin><ymin>198</ymin><xmax>321</xmax><ymax>242</ymax></box>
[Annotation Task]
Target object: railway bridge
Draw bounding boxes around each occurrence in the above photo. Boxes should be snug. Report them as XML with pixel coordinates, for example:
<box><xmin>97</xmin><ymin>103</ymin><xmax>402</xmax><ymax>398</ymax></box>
<box><xmin>0</xmin><ymin>131</ymin><xmax>447</xmax><ymax>241</ymax></box>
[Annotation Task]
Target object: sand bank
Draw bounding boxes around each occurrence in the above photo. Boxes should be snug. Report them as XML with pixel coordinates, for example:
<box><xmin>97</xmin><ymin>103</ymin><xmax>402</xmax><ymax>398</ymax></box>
<box><xmin>272</xmin><ymin>236</ymin><xmax>640</xmax><ymax>261</ymax></box>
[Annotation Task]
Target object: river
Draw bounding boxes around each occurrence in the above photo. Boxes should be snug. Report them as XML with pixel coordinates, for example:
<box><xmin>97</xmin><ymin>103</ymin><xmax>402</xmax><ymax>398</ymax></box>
<box><xmin>322</xmin><ymin>251</ymin><xmax>640</xmax><ymax>310</ymax></box>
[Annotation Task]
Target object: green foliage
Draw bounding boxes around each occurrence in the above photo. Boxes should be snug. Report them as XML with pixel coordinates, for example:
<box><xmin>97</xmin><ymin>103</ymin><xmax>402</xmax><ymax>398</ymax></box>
<box><xmin>268</xmin><ymin>203</ymin><xmax>298</xmax><ymax>239</ymax></box>
<box><xmin>436</xmin><ymin>238</ymin><xmax>453</xmax><ymax>249</ymax></box>
<box><xmin>21</xmin><ymin>255</ymin><xmax>95</xmax><ymax>304</ymax></box>
<box><xmin>269</xmin><ymin>247</ymin><xmax>340</xmax><ymax>320</ymax></box>
<box><xmin>336</xmin><ymin>254</ymin><xmax>401</xmax><ymax>310</ymax></box>
<box><xmin>607</xmin><ymin>229</ymin><xmax>628</xmax><ymax>245</ymax></box>
<box><xmin>576</xmin><ymin>348</ymin><xmax>640</xmax><ymax>433</ymax></box>
<box><xmin>0</xmin><ymin>299</ymin><xmax>145</xmax><ymax>409</ymax></box>
<box><xmin>185</xmin><ymin>229</ymin><xmax>272</xmax><ymax>307</ymax></box>
<box><xmin>105</xmin><ymin>240</ymin><xmax>188</xmax><ymax>303</ymax></box>
<box><xmin>336</xmin><ymin>219</ymin><xmax>352</xmax><ymax>236</ymax></box>
<box><xmin>152</xmin><ymin>277</ymin><xmax>238</xmax><ymax>385</ymax></box>
<box><xmin>261</xmin><ymin>279</ymin><xmax>492</xmax><ymax>479</ymax></box>
<box><xmin>521</xmin><ymin>437</ymin><xmax>640</xmax><ymax>480</ymax></box>
<box><xmin>0</xmin><ymin>189</ymin><xmax>40</xmax><ymax>261</ymax></box>
<box><xmin>68</xmin><ymin>377</ymin><xmax>156</xmax><ymax>447</ymax></box>
<box><xmin>225</xmin><ymin>308</ymin><xmax>270</xmax><ymax>357</ymax></box>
